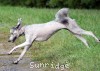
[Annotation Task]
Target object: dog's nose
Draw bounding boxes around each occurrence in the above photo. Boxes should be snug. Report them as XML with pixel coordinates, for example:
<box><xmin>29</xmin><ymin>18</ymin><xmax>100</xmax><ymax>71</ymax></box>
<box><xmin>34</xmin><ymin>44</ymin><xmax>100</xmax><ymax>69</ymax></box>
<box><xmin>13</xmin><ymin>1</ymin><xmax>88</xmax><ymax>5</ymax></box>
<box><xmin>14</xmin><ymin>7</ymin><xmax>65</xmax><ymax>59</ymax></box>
<box><xmin>8</xmin><ymin>40</ymin><xmax>11</xmax><ymax>42</ymax></box>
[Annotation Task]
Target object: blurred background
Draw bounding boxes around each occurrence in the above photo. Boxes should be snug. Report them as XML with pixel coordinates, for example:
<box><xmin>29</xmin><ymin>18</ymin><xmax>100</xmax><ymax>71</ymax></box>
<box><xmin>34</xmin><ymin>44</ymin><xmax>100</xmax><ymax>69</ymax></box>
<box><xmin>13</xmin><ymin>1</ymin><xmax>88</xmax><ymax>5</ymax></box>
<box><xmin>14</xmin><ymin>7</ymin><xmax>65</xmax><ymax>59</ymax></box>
<box><xmin>0</xmin><ymin>0</ymin><xmax>100</xmax><ymax>9</ymax></box>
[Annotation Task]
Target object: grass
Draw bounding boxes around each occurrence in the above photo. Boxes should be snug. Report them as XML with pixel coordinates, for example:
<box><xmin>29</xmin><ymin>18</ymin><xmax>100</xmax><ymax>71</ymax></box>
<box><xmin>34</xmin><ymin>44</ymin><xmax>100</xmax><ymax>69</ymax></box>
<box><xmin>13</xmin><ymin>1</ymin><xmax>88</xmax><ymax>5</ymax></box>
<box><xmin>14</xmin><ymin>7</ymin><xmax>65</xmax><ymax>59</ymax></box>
<box><xmin>0</xmin><ymin>6</ymin><xmax>100</xmax><ymax>71</ymax></box>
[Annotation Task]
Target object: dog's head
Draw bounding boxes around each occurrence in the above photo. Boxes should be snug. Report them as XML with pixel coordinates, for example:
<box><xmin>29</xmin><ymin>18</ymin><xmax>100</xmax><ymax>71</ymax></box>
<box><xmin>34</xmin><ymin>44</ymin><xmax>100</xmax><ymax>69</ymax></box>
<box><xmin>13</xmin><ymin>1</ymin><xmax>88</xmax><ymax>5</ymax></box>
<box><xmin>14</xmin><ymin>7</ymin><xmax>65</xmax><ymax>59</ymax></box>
<box><xmin>8</xmin><ymin>18</ymin><xmax>22</xmax><ymax>42</ymax></box>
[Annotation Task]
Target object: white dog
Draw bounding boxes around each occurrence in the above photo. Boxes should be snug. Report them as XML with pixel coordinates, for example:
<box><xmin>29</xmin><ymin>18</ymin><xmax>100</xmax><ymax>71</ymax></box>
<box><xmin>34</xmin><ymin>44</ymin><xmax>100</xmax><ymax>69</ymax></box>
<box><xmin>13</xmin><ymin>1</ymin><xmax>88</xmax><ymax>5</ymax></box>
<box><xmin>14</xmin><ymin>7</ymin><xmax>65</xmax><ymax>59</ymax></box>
<box><xmin>8</xmin><ymin>8</ymin><xmax>100</xmax><ymax>64</ymax></box>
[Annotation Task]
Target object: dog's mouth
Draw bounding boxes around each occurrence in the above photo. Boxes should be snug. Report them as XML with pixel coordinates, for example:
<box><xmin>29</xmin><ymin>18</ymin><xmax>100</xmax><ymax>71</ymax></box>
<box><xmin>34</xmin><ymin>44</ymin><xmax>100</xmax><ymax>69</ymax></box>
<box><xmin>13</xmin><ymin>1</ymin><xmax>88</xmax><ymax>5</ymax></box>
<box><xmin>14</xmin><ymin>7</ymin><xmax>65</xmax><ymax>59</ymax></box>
<box><xmin>12</xmin><ymin>37</ymin><xmax>17</xmax><ymax>42</ymax></box>
<box><xmin>8</xmin><ymin>37</ymin><xmax>17</xmax><ymax>43</ymax></box>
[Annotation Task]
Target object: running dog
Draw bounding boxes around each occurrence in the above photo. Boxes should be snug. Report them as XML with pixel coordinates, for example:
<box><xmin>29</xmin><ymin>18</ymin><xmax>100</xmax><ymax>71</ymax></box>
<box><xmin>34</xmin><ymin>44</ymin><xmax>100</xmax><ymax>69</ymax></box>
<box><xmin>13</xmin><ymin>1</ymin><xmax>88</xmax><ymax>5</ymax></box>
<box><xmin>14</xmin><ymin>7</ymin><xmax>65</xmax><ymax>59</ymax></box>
<box><xmin>8</xmin><ymin>8</ymin><xmax>100</xmax><ymax>64</ymax></box>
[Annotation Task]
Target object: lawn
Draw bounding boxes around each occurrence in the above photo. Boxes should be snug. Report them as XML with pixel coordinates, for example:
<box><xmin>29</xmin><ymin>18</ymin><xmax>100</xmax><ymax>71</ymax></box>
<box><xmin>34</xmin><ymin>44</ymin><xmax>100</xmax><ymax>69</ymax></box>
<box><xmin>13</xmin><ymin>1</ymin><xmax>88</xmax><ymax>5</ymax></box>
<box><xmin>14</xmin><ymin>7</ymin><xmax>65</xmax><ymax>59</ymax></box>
<box><xmin>0</xmin><ymin>6</ymin><xmax>100</xmax><ymax>71</ymax></box>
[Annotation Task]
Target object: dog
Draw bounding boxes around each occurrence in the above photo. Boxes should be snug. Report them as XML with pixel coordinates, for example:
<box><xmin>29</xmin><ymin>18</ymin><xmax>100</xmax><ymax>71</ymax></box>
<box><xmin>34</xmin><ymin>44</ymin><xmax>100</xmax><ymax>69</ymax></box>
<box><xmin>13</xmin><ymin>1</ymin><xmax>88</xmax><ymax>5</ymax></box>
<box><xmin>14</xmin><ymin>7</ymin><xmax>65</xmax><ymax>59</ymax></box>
<box><xmin>8</xmin><ymin>8</ymin><xmax>100</xmax><ymax>64</ymax></box>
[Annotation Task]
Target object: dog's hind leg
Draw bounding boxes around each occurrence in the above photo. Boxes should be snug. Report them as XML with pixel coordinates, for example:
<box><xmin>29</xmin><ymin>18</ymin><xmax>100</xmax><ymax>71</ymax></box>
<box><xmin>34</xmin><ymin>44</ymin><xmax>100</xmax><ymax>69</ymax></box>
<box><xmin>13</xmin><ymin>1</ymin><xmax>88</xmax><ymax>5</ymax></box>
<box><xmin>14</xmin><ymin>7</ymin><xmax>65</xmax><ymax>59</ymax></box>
<box><xmin>81</xmin><ymin>30</ymin><xmax>100</xmax><ymax>42</ymax></box>
<box><xmin>75</xmin><ymin>34</ymin><xmax>89</xmax><ymax>48</ymax></box>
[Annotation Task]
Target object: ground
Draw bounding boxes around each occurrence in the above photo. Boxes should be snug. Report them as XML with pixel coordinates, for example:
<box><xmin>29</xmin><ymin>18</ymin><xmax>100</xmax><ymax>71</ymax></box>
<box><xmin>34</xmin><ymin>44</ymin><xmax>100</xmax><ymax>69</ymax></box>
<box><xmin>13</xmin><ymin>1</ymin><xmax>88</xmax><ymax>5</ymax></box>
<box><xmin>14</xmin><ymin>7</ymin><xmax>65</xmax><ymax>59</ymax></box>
<box><xmin>0</xmin><ymin>31</ymin><xmax>44</xmax><ymax>71</ymax></box>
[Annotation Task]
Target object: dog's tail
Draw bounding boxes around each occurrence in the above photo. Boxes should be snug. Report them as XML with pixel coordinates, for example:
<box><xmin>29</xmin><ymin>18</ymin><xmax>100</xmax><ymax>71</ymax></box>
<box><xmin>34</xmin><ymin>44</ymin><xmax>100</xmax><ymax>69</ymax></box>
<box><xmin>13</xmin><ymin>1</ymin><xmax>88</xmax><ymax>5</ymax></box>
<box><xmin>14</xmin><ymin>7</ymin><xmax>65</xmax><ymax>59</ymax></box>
<box><xmin>55</xmin><ymin>8</ymin><xmax>69</xmax><ymax>24</ymax></box>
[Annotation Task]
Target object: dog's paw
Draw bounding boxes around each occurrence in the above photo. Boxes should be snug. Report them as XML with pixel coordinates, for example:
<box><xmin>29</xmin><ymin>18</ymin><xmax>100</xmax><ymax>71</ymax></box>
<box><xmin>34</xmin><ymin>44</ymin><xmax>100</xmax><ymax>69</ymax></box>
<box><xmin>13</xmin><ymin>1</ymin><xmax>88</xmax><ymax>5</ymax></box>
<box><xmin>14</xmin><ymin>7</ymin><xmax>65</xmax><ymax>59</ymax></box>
<box><xmin>13</xmin><ymin>60</ymin><xmax>19</xmax><ymax>64</ymax></box>
<box><xmin>96</xmin><ymin>39</ymin><xmax>100</xmax><ymax>43</ymax></box>
<box><xmin>7</xmin><ymin>52</ymin><xmax>12</xmax><ymax>55</ymax></box>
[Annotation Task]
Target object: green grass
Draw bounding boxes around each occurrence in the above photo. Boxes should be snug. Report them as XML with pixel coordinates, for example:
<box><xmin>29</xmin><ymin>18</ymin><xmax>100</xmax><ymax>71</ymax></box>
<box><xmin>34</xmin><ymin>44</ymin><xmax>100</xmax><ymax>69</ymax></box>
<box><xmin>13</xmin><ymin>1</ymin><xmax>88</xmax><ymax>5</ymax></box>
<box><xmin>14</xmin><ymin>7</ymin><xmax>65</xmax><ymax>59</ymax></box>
<box><xmin>0</xmin><ymin>6</ymin><xmax>100</xmax><ymax>71</ymax></box>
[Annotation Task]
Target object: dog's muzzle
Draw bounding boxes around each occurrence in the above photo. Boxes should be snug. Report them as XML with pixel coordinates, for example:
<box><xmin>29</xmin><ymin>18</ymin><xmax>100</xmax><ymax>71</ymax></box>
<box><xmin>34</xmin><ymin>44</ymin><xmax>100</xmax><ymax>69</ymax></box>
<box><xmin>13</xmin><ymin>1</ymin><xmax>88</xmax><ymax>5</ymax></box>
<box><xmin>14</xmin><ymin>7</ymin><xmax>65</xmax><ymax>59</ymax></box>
<box><xmin>8</xmin><ymin>37</ymin><xmax>17</xmax><ymax>43</ymax></box>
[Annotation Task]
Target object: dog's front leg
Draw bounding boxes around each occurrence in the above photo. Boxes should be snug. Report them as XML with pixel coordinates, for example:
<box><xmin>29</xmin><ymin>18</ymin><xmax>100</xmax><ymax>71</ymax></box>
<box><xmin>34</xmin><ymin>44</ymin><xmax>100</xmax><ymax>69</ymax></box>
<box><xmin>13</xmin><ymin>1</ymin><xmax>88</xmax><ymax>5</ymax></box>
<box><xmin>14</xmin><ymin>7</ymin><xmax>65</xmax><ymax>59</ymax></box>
<box><xmin>13</xmin><ymin>35</ymin><xmax>36</xmax><ymax>64</ymax></box>
<box><xmin>13</xmin><ymin>45</ymin><xmax>30</xmax><ymax>64</ymax></box>
<box><xmin>75</xmin><ymin>34</ymin><xmax>89</xmax><ymax>48</ymax></box>
<box><xmin>81</xmin><ymin>30</ymin><xmax>100</xmax><ymax>42</ymax></box>
<box><xmin>8</xmin><ymin>41</ymin><xmax>31</xmax><ymax>55</ymax></box>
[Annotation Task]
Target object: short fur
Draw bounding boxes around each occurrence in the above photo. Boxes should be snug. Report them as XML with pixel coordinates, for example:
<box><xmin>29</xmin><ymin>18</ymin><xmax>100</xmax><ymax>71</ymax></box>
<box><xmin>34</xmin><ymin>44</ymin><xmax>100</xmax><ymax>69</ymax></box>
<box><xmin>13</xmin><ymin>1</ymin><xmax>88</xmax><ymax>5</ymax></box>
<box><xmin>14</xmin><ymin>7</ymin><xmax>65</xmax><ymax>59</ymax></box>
<box><xmin>8</xmin><ymin>8</ymin><xmax>100</xmax><ymax>64</ymax></box>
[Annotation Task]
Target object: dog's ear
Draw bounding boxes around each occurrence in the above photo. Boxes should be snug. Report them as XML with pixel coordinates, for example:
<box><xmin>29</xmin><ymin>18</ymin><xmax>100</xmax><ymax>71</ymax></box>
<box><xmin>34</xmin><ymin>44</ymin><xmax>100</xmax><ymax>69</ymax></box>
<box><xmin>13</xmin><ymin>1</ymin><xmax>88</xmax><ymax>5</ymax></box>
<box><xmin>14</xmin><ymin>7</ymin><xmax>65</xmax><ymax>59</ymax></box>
<box><xmin>16</xmin><ymin>18</ymin><xmax>22</xmax><ymax>29</ymax></box>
